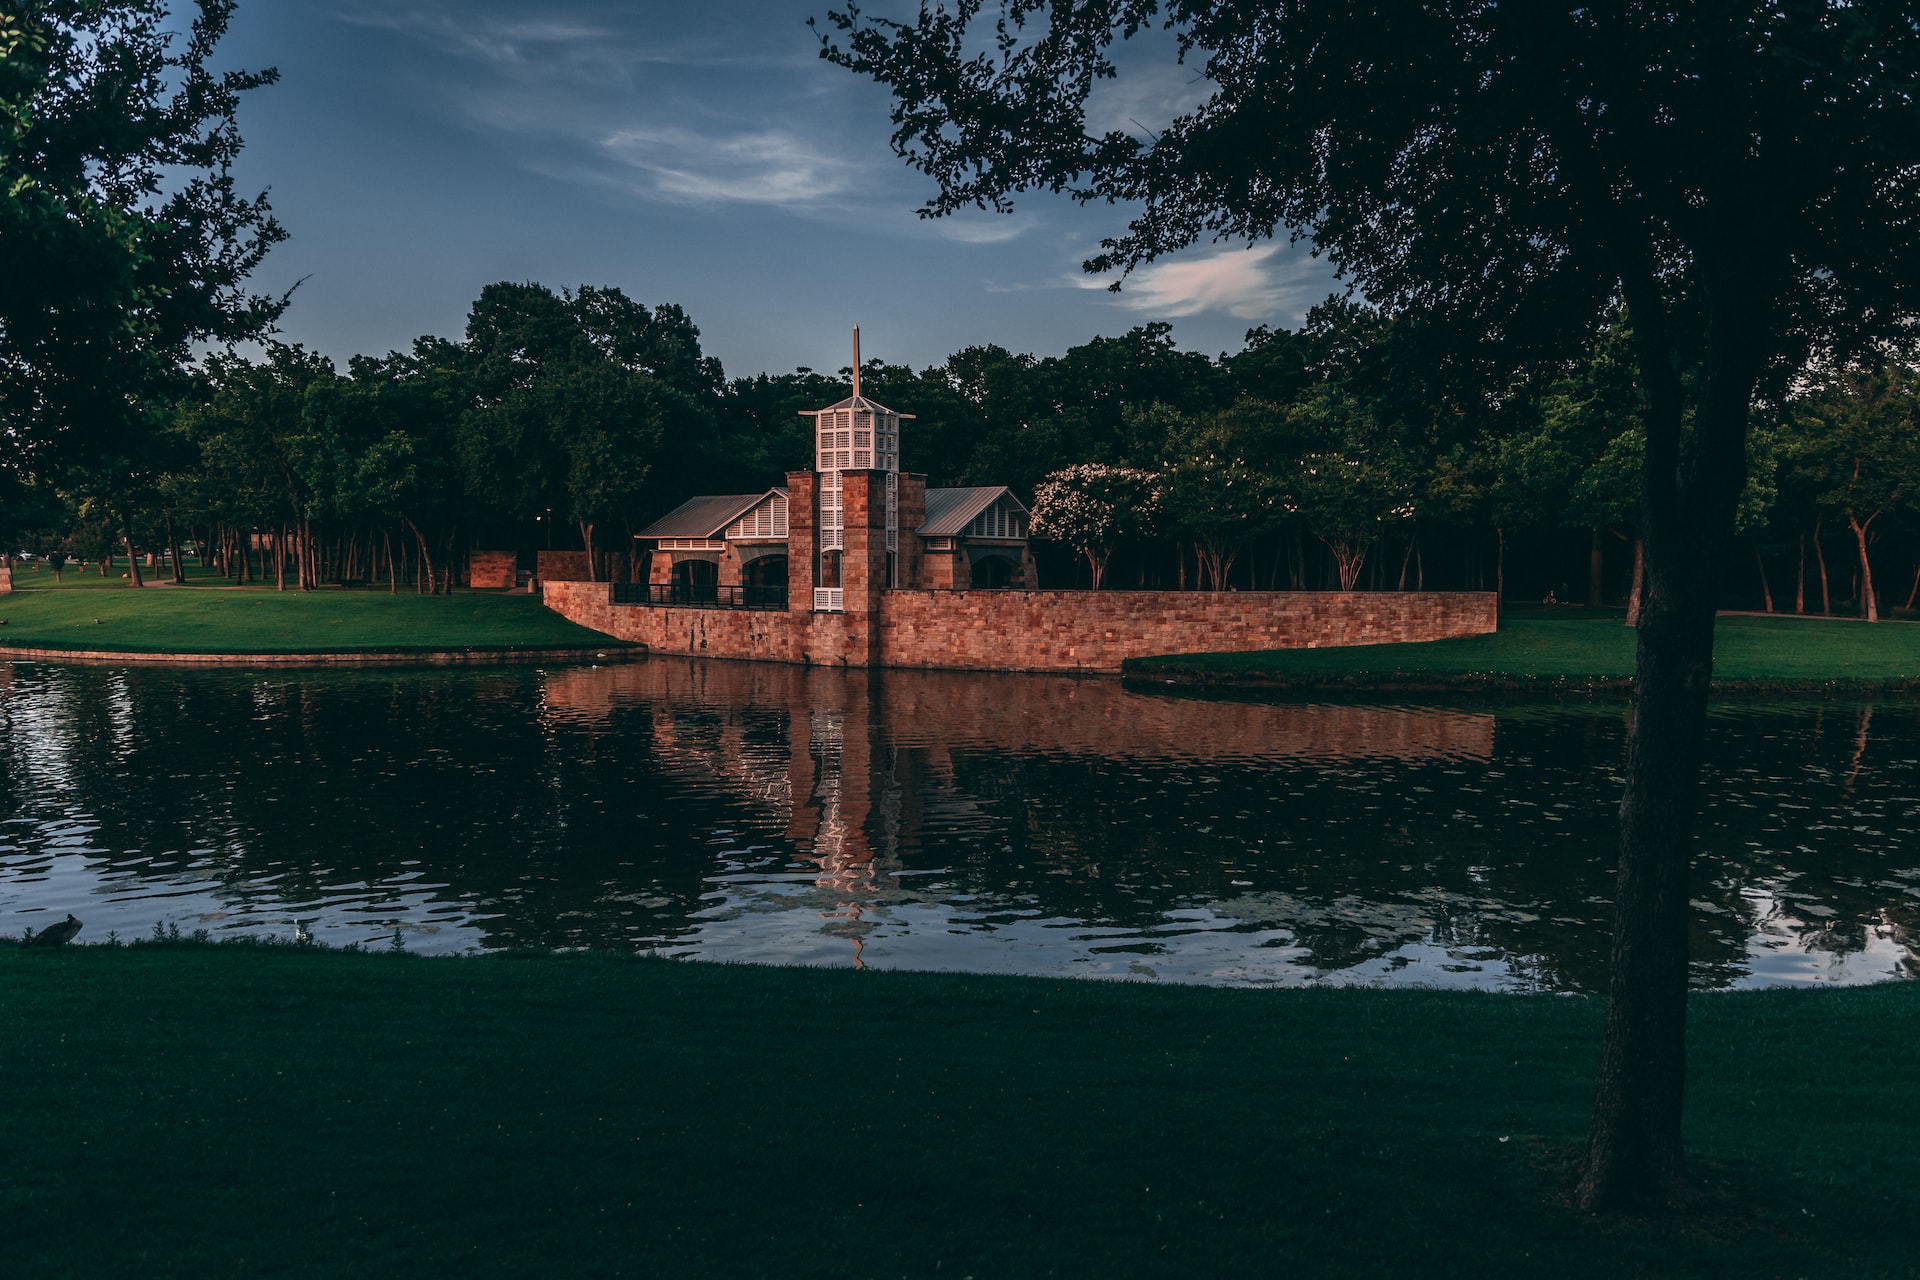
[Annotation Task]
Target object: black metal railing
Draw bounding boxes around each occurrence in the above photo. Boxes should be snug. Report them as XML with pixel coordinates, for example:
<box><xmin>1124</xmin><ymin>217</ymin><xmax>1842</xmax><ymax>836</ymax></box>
<box><xmin>610</xmin><ymin>583</ymin><xmax>787</xmax><ymax>611</ymax></box>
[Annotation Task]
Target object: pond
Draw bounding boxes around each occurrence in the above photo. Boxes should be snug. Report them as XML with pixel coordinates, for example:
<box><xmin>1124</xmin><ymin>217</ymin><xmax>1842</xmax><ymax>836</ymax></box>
<box><xmin>1</xmin><ymin>658</ymin><xmax>1915</xmax><ymax>991</ymax></box>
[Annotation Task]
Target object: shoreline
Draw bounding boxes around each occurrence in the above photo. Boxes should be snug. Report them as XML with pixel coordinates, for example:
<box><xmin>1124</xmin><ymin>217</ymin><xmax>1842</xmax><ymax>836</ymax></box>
<box><xmin>0</xmin><ymin>642</ymin><xmax>645</xmax><ymax>667</ymax></box>
<box><xmin>1121</xmin><ymin>667</ymin><xmax>1920</xmax><ymax>698</ymax></box>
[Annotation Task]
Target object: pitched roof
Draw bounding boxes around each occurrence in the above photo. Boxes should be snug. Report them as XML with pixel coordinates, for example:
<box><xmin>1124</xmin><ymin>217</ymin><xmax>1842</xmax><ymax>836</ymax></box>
<box><xmin>636</xmin><ymin>491</ymin><xmax>780</xmax><ymax>540</ymax></box>
<box><xmin>918</xmin><ymin>486</ymin><xmax>1029</xmax><ymax>538</ymax></box>
<box><xmin>800</xmin><ymin>394</ymin><xmax>915</xmax><ymax>419</ymax></box>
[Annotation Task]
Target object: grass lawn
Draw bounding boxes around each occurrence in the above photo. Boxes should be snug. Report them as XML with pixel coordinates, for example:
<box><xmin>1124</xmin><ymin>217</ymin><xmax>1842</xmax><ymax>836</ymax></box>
<box><xmin>1127</xmin><ymin>605</ymin><xmax>1920</xmax><ymax>693</ymax></box>
<box><xmin>0</xmin><ymin>561</ymin><xmax>620</xmax><ymax>654</ymax></box>
<box><xmin>0</xmin><ymin>943</ymin><xmax>1912</xmax><ymax>1278</ymax></box>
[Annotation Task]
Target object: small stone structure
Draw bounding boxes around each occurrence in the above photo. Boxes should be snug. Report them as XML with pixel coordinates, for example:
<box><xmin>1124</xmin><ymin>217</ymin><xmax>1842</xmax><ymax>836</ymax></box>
<box><xmin>469</xmin><ymin>550</ymin><xmax>517</xmax><ymax>589</ymax></box>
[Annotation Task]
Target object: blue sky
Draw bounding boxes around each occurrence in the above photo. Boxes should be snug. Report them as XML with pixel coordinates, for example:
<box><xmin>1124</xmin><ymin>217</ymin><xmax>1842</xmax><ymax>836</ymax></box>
<box><xmin>218</xmin><ymin>0</ymin><xmax>1338</xmax><ymax>379</ymax></box>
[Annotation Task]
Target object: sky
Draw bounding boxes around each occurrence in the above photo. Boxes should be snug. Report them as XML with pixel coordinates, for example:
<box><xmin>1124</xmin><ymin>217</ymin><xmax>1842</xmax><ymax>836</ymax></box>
<box><xmin>216</xmin><ymin>0</ymin><xmax>1340</xmax><ymax>380</ymax></box>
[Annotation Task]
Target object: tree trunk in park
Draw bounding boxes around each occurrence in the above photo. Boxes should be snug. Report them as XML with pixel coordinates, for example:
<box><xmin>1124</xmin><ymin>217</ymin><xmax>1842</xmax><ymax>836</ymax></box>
<box><xmin>1397</xmin><ymin>536</ymin><xmax>1415</xmax><ymax>591</ymax></box>
<box><xmin>1849</xmin><ymin>513</ymin><xmax>1879</xmax><ymax>622</ymax></box>
<box><xmin>1416</xmin><ymin>540</ymin><xmax>1425</xmax><ymax>591</ymax></box>
<box><xmin>1813</xmin><ymin>519</ymin><xmax>1832</xmax><ymax>614</ymax></box>
<box><xmin>1587</xmin><ymin>529</ymin><xmax>1605</xmax><ymax>607</ymax></box>
<box><xmin>165</xmin><ymin>513</ymin><xmax>185</xmax><ymax>584</ymax></box>
<box><xmin>579</xmin><ymin>521</ymin><xmax>597</xmax><ymax>582</ymax></box>
<box><xmin>1796</xmin><ymin>533</ymin><xmax>1806</xmax><ymax>614</ymax></box>
<box><xmin>1494</xmin><ymin>527</ymin><xmax>1506</xmax><ymax>610</ymax></box>
<box><xmin>122</xmin><ymin>517</ymin><xmax>144</xmax><ymax>587</ymax></box>
<box><xmin>273</xmin><ymin>526</ymin><xmax>286</xmax><ymax>591</ymax></box>
<box><xmin>1906</xmin><ymin>563</ymin><xmax>1920</xmax><ymax>612</ymax></box>
<box><xmin>405</xmin><ymin>518</ymin><xmax>435</xmax><ymax>596</ymax></box>
<box><xmin>1754</xmin><ymin>545</ymin><xmax>1774</xmax><ymax>613</ymax></box>
<box><xmin>386</xmin><ymin>531</ymin><xmax>398</xmax><ymax>594</ymax></box>
<box><xmin>1578</xmin><ymin>289</ymin><xmax>1758</xmax><ymax>1214</ymax></box>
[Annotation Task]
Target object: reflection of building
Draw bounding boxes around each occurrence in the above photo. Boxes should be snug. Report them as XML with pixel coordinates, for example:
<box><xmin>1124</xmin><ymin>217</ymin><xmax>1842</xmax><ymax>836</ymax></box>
<box><xmin>636</xmin><ymin>332</ymin><xmax>1035</xmax><ymax>607</ymax></box>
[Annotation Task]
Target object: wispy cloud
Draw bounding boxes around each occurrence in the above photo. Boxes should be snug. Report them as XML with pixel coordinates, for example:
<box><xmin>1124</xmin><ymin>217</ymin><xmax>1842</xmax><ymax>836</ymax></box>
<box><xmin>926</xmin><ymin>213</ymin><xmax>1032</xmax><ymax>245</ymax></box>
<box><xmin>599</xmin><ymin>126</ymin><xmax>858</xmax><ymax>205</ymax></box>
<box><xmin>1079</xmin><ymin>243</ymin><xmax>1325</xmax><ymax>322</ymax></box>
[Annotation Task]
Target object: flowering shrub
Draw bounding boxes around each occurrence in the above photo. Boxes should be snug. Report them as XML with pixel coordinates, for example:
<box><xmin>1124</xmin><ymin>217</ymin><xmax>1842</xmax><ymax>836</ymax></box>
<box><xmin>1029</xmin><ymin>464</ymin><xmax>1160</xmax><ymax>589</ymax></box>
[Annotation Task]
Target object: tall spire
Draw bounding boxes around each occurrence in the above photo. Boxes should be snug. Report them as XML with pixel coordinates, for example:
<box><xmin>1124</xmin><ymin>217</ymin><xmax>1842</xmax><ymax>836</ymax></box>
<box><xmin>851</xmin><ymin>325</ymin><xmax>861</xmax><ymax>400</ymax></box>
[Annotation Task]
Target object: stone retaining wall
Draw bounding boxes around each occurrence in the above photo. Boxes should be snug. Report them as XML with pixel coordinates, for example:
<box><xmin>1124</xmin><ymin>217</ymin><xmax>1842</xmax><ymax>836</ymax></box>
<box><xmin>542</xmin><ymin>582</ymin><xmax>1497</xmax><ymax>674</ymax></box>
<box><xmin>469</xmin><ymin>550</ymin><xmax>518</xmax><ymax>590</ymax></box>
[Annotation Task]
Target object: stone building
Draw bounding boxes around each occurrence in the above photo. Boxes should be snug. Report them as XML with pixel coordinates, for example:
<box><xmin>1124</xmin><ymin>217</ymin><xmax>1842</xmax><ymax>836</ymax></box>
<box><xmin>634</xmin><ymin>329</ymin><xmax>1036</xmax><ymax>608</ymax></box>
<box><xmin>544</xmin><ymin>329</ymin><xmax>1499</xmax><ymax>673</ymax></box>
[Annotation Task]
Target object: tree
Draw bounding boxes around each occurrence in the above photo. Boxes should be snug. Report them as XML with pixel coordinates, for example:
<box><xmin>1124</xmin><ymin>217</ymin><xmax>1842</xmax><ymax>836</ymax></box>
<box><xmin>1</xmin><ymin>0</ymin><xmax>287</xmax><ymax>573</ymax></box>
<box><xmin>1780</xmin><ymin>364</ymin><xmax>1920</xmax><ymax>622</ymax></box>
<box><xmin>821</xmin><ymin>1</ymin><xmax>1920</xmax><ymax>1209</ymax></box>
<box><xmin>1281</xmin><ymin>388</ymin><xmax>1416</xmax><ymax>591</ymax></box>
<box><xmin>1149</xmin><ymin>401</ymin><xmax>1285</xmax><ymax>590</ymax></box>
<box><xmin>1029</xmin><ymin>463</ymin><xmax>1159</xmax><ymax>588</ymax></box>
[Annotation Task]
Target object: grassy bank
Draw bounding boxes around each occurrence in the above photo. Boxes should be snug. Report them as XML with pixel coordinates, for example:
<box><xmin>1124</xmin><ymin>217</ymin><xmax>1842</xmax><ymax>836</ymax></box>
<box><xmin>0</xmin><ymin>568</ymin><xmax>620</xmax><ymax>654</ymax></box>
<box><xmin>1126</xmin><ymin>606</ymin><xmax>1920</xmax><ymax>694</ymax></box>
<box><xmin>2</xmin><ymin>943</ymin><xmax>1914</xmax><ymax>1277</ymax></box>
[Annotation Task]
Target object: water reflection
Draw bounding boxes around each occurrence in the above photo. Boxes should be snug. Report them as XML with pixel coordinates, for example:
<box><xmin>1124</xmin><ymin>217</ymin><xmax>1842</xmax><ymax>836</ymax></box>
<box><xmin>1</xmin><ymin>658</ymin><xmax>1915</xmax><ymax>990</ymax></box>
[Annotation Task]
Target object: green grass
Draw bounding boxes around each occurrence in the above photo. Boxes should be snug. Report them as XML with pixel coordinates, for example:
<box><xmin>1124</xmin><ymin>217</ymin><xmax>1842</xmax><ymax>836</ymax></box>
<box><xmin>0</xmin><ymin>943</ymin><xmax>1912</xmax><ymax>1278</ymax></box>
<box><xmin>0</xmin><ymin>565</ymin><xmax>619</xmax><ymax>653</ymax></box>
<box><xmin>1127</xmin><ymin>605</ymin><xmax>1920</xmax><ymax>693</ymax></box>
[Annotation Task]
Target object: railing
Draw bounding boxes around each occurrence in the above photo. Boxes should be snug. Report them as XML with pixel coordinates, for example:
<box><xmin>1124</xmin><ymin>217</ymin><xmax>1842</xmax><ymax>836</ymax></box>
<box><xmin>610</xmin><ymin>583</ymin><xmax>787</xmax><ymax>611</ymax></box>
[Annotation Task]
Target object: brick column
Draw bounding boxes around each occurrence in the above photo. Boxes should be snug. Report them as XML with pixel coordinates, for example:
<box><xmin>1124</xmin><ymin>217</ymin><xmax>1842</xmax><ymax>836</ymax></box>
<box><xmin>840</xmin><ymin>471</ymin><xmax>889</xmax><ymax>614</ymax></box>
<box><xmin>785</xmin><ymin>470</ymin><xmax>816</xmax><ymax>611</ymax></box>
<box><xmin>897</xmin><ymin>474</ymin><xmax>927</xmax><ymax>588</ymax></box>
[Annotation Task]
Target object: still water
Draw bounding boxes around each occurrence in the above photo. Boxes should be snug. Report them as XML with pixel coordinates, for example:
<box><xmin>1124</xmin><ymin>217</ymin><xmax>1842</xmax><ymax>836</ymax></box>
<box><xmin>1</xmin><ymin>658</ymin><xmax>1915</xmax><ymax>990</ymax></box>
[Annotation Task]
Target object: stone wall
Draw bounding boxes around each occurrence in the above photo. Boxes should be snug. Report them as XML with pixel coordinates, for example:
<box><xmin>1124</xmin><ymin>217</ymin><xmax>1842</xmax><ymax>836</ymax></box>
<box><xmin>470</xmin><ymin>550</ymin><xmax>517</xmax><ymax>590</ymax></box>
<box><xmin>877</xmin><ymin>589</ymin><xmax>1496</xmax><ymax>673</ymax></box>
<box><xmin>535</xmin><ymin>550</ymin><xmax>594</xmax><ymax>584</ymax></box>
<box><xmin>542</xmin><ymin>581</ymin><xmax>1498</xmax><ymax>674</ymax></box>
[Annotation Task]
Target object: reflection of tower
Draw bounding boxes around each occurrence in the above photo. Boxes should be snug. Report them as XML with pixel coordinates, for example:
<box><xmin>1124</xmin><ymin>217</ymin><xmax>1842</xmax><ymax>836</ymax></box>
<box><xmin>784</xmin><ymin>678</ymin><xmax>903</xmax><ymax>966</ymax></box>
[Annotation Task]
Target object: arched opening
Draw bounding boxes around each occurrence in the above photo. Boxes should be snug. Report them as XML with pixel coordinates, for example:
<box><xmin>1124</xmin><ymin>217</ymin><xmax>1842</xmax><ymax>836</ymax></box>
<box><xmin>671</xmin><ymin>557</ymin><xmax>719</xmax><ymax>605</ymax></box>
<box><xmin>744</xmin><ymin>554</ymin><xmax>788</xmax><ymax>608</ymax></box>
<box><xmin>970</xmin><ymin>554</ymin><xmax>1017</xmax><ymax>589</ymax></box>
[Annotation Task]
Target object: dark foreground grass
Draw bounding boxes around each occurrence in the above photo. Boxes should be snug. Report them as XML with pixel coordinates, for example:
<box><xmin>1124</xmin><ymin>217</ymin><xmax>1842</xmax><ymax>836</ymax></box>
<box><xmin>0</xmin><ymin>578</ymin><xmax>619</xmax><ymax>653</ymax></box>
<box><xmin>1127</xmin><ymin>606</ymin><xmax>1920</xmax><ymax>694</ymax></box>
<box><xmin>2</xmin><ymin>944</ymin><xmax>1914</xmax><ymax>1278</ymax></box>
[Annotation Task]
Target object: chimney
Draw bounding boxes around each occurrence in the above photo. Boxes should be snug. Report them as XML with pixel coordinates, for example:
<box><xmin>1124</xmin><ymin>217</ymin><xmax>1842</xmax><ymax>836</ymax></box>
<box><xmin>851</xmin><ymin>325</ymin><xmax>861</xmax><ymax>400</ymax></box>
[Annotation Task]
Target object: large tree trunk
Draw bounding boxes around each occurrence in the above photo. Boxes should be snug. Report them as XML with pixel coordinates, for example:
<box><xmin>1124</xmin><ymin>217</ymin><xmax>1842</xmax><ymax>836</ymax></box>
<box><xmin>1581</xmin><ymin>548</ymin><xmax>1717</xmax><ymax>1210</ymax></box>
<box><xmin>1579</xmin><ymin>282</ymin><xmax>1757</xmax><ymax>1213</ymax></box>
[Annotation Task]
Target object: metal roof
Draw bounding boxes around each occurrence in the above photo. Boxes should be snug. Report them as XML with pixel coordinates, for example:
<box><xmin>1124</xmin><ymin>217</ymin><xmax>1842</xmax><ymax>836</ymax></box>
<box><xmin>800</xmin><ymin>394</ymin><xmax>915</xmax><ymax>419</ymax></box>
<box><xmin>918</xmin><ymin>486</ymin><xmax>1029</xmax><ymax>538</ymax></box>
<box><xmin>636</xmin><ymin>491</ymin><xmax>781</xmax><ymax>540</ymax></box>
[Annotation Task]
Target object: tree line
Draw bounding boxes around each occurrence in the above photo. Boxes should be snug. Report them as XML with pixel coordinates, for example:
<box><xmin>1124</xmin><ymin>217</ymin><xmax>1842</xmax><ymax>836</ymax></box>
<box><xmin>11</xmin><ymin>283</ymin><xmax>1919</xmax><ymax>616</ymax></box>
